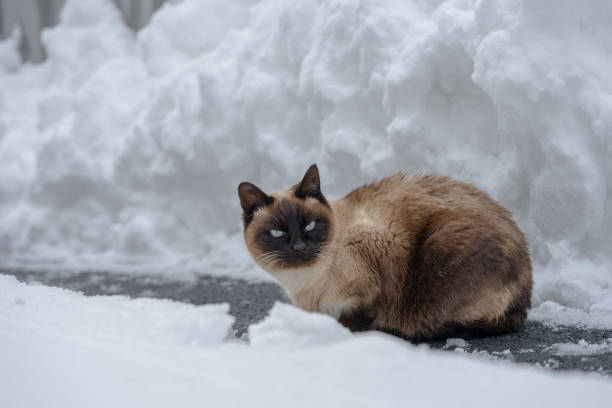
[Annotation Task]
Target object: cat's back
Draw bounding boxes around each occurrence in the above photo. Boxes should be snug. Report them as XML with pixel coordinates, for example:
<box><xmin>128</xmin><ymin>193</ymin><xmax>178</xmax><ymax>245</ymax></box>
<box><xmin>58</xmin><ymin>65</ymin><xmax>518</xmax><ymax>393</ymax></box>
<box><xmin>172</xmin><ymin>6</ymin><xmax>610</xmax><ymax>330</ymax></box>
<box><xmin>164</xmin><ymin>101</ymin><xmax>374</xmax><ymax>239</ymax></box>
<box><xmin>337</xmin><ymin>172</ymin><xmax>526</xmax><ymax>259</ymax></box>
<box><xmin>338</xmin><ymin>172</ymin><xmax>508</xmax><ymax>219</ymax></box>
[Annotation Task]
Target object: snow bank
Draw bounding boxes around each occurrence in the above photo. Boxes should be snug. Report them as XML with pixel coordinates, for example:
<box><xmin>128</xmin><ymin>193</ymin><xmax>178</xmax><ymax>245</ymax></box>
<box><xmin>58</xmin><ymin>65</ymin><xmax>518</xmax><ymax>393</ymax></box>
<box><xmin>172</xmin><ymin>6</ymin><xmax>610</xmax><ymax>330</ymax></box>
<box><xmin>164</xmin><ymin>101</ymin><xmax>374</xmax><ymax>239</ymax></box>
<box><xmin>2</xmin><ymin>276</ymin><xmax>612</xmax><ymax>408</ymax></box>
<box><xmin>1</xmin><ymin>0</ymin><xmax>611</xmax><ymax>322</ymax></box>
<box><xmin>0</xmin><ymin>275</ymin><xmax>234</xmax><ymax>348</ymax></box>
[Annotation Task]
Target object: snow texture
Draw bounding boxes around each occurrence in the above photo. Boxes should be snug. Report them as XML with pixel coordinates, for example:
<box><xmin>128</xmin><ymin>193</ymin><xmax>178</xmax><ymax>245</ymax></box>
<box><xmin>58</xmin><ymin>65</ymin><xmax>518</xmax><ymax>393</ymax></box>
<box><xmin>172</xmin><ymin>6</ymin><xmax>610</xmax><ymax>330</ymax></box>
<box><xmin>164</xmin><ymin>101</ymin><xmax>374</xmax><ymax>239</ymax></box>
<box><xmin>547</xmin><ymin>339</ymin><xmax>612</xmax><ymax>356</ymax></box>
<box><xmin>249</xmin><ymin>302</ymin><xmax>353</xmax><ymax>347</ymax></box>
<box><xmin>2</xmin><ymin>276</ymin><xmax>612</xmax><ymax>408</ymax></box>
<box><xmin>1</xmin><ymin>0</ymin><xmax>612</xmax><ymax>324</ymax></box>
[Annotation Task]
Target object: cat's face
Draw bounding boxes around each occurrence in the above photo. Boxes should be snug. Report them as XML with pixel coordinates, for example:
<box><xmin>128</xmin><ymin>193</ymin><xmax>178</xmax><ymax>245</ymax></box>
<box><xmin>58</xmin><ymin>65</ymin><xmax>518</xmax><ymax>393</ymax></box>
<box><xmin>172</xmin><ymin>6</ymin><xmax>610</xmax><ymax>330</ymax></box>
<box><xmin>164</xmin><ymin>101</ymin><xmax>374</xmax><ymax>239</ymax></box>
<box><xmin>238</xmin><ymin>164</ymin><xmax>333</xmax><ymax>272</ymax></box>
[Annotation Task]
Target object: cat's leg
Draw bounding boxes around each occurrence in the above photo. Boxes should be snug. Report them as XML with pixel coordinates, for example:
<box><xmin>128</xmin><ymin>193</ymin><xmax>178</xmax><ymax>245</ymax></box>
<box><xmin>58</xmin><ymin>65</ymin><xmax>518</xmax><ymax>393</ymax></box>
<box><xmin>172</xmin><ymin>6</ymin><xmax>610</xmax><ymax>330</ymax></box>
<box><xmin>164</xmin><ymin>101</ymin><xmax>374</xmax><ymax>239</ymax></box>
<box><xmin>338</xmin><ymin>304</ymin><xmax>377</xmax><ymax>332</ymax></box>
<box><xmin>466</xmin><ymin>292</ymin><xmax>529</xmax><ymax>337</ymax></box>
<box><xmin>430</xmin><ymin>289</ymin><xmax>529</xmax><ymax>339</ymax></box>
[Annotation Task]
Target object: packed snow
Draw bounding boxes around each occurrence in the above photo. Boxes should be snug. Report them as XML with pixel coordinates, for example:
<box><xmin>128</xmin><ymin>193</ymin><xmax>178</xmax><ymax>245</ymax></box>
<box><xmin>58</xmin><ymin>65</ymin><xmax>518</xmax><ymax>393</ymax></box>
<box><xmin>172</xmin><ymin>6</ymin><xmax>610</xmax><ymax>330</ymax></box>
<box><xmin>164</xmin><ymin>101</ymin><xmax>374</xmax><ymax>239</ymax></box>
<box><xmin>1</xmin><ymin>276</ymin><xmax>611</xmax><ymax>408</ymax></box>
<box><xmin>1</xmin><ymin>0</ymin><xmax>612</xmax><ymax>326</ymax></box>
<box><xmin>547</xmin><ymin>339</ymin><xmax>612</xmax><ymax>357</ymax></box>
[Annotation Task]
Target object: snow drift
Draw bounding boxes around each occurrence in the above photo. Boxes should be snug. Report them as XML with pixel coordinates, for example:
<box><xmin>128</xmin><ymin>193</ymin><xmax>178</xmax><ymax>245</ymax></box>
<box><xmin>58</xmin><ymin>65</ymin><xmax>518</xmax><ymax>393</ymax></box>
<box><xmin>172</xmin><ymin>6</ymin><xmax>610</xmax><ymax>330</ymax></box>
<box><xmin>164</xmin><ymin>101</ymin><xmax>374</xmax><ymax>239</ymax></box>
<box><xmin>2</xmin><ymin>276</ymin><xmax>612</xmax><ymax>407</ymax></box>
<box><xmin>0</xmin><ymin>0</ymin><xmax>611</xmax><ymax>323</ymax></box>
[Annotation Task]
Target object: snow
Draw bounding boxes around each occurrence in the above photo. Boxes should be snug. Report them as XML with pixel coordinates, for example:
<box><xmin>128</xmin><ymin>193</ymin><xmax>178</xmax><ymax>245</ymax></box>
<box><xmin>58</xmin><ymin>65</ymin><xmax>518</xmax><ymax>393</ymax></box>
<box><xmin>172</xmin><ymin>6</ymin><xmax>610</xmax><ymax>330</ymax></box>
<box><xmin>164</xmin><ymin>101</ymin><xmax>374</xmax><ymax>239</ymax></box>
<box><xmin>443</xmin><ymin>338</ymin><xmax>468</xmax><ymax>349</ymax></box>
<box><xmin>1</xmin><ymin>0</ymin><xmax>612</xmax><ymax>326</ymax></box>
<box><xmin>249</xmin><ymin>302</ymin><xmax>354</xmax><ymax>347</ymax></box>
<box><xmin>530</xmin><ymin>255</ymin><xmax>612</xmax><ymax>329</ymax></box>
<box><xmin>547</xmin><ymin>339</ymin><xmax>612</xmax><ymax>356</ymax></box>
<box><xmin>2</xmin><ymin>276</ymin><xmax>612</xmax><ymax>408</ymax></box>
<box><xmin>0</xmin><ymin>276</ymin><xmax>234</xmax><ymax>348</ymax></box>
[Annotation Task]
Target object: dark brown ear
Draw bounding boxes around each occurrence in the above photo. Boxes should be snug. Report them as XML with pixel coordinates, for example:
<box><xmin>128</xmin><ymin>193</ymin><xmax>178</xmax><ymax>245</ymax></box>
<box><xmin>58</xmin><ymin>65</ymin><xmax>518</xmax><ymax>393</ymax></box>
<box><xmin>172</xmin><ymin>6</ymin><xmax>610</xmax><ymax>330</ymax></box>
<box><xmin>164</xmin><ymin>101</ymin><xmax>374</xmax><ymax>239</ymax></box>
<box><xmin>238</xmin><ymin>182</ymin><xmax>273</xmax><ymax>226</ymax></box>
<box><xmin>295</xmin><ymin>164</ymin><xmax>327</xmax><ymax>205</ymax></box>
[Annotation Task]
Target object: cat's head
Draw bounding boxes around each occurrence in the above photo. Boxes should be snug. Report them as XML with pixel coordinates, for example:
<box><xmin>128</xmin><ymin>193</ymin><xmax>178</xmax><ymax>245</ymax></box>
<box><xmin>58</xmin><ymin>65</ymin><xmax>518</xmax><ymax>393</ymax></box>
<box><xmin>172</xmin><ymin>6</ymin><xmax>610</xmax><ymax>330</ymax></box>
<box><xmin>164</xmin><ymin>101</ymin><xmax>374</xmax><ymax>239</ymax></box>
<box><xmin>238</xmin><ymin>164</ymin><xmax>334</xmax><ymax>272</ymax></box>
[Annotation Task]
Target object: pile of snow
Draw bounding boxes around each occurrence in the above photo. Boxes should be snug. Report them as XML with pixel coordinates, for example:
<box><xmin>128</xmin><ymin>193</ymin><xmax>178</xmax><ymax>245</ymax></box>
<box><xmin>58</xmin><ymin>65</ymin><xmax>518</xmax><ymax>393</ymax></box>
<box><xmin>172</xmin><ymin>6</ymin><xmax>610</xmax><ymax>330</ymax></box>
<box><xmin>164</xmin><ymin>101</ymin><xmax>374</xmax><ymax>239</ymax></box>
<box><xmin>1</xmin><ymin>0</ymin><xmax>611</xmax><ymax>323</ymax></box>
<box><xmin>1</xmin><ymin>276</ymin><xmax>611</xmax><ymax>408</ymax></box>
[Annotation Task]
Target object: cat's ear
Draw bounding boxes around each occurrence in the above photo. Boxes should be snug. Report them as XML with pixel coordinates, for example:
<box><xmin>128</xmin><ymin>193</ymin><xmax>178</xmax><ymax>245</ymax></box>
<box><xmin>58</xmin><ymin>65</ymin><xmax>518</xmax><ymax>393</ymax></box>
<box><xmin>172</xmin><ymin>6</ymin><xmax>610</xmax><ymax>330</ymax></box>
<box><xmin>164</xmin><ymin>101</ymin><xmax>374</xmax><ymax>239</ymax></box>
<box><xmin>295</xmin><ymin>164</ymin><xmax>327</xmax><ymax>204</ymax></box>
<box><xmin>238</xmin><ymin>182</ymin><xmax>273</xmax><ymax>225</ymax></box>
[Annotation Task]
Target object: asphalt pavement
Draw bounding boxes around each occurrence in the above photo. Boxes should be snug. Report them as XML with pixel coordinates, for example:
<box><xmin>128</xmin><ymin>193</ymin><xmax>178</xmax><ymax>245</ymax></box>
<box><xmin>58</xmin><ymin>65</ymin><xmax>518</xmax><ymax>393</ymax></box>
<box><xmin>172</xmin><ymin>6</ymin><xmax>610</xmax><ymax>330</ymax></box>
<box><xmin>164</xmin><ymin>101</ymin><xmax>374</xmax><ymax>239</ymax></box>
<box><xmin>3</xmin><ymin>268</ymin><xmax>612</xmax><ymax>376</ymax></box>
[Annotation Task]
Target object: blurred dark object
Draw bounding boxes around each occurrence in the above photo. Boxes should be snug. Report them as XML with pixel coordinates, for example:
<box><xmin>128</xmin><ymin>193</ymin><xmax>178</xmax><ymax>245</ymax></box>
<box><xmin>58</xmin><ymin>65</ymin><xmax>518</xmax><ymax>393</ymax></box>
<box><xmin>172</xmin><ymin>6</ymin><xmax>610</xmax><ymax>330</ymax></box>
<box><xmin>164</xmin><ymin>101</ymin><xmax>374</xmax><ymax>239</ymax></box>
<box><xmin>0</xmin><ymin>0</ymin><xmax>165</xmax><ymax>63</ymax></box>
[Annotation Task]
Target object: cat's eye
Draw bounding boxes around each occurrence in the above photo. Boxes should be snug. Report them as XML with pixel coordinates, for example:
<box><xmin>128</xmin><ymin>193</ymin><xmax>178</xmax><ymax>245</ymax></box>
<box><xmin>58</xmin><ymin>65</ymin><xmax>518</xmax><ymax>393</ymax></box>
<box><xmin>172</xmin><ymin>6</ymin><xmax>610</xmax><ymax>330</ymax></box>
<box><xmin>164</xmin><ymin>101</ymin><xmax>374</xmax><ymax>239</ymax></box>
<box><xmin>270</xmin><ymin>229</ymin><xmax>285</xmax><ymax>238</ymax></box>
<box><xmin>304</xmin><ymin>220</ymin><xmax>316</xmax><ymax>232</ymax></box>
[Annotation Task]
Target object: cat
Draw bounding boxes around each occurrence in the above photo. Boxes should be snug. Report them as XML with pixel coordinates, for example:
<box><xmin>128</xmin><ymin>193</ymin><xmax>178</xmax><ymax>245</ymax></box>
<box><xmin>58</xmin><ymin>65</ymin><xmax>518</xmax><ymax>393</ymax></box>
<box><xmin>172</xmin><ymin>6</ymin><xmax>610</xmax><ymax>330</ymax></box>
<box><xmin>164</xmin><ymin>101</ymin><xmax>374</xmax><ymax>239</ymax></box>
<box><xmin>238</xmin><ymin>164</ymin><xmax>532</xmax><ymax>339</ymax></box>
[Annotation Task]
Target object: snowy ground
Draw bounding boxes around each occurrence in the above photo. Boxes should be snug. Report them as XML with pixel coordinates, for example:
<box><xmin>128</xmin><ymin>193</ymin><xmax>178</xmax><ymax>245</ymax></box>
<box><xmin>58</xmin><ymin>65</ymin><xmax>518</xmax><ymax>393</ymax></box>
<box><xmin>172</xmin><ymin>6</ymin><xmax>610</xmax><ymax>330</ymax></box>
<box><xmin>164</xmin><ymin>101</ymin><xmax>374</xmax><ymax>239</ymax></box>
<box><xmin>5</xmin><ymin>269</ymin><xmax>612</xmax><ymax>377</ymax></box>
<box><xmin>1</xmin><ymin>274</ymin><xmax>612</xmax><ymax>408</ymax></box>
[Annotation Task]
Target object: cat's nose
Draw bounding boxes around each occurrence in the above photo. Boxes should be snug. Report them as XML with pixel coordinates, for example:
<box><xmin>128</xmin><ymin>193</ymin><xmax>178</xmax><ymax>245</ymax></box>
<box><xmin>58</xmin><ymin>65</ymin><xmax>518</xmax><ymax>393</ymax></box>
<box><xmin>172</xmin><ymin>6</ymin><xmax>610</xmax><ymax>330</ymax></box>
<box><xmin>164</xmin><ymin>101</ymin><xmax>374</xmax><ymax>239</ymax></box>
<box><xmin>292</xmin><ymin>239</ymin><xmax>306</xmax><ymax>252</ymax></box>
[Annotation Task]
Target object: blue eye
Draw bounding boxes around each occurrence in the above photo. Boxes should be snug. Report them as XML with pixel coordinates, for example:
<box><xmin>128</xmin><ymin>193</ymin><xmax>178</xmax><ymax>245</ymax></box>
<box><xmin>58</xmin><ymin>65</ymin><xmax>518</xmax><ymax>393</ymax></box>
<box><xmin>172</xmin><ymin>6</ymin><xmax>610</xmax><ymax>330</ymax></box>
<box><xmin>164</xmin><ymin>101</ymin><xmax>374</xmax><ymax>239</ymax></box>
<box><xmin>304</xmin><ymin>220</ymin><xmax>316</xmax><ymax>232</ymax></box>
<box><xmin>270</xmin><ymin>229</ymin><xmax>285</xmax><ymax>238</ymax></box>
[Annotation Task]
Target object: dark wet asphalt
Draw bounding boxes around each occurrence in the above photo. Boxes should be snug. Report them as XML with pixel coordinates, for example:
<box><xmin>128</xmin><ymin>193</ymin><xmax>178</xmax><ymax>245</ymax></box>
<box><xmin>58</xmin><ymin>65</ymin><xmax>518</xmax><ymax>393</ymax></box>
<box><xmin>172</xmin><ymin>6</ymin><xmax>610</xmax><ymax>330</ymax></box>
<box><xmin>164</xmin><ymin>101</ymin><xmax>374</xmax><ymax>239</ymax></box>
<box><xmin>3</xmin><ymin>269</ymin><xmax>612</xmax><ymax>376</ymax></box>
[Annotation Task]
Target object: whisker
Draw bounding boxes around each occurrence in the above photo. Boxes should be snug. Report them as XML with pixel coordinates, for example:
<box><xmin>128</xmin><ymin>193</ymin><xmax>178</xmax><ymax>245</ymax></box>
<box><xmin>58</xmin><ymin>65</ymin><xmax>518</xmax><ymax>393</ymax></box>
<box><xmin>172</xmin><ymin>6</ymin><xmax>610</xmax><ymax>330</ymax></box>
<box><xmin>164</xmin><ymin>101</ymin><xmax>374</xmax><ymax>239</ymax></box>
<box><xmin>255</xmin><ymin>251</ymin><xmax>278</xmax><ymax>263</ymax></box>
<box><xmin>257</xmin><ymin>254</ymin><xmax>279</xmax><ymax>265</ymax></box>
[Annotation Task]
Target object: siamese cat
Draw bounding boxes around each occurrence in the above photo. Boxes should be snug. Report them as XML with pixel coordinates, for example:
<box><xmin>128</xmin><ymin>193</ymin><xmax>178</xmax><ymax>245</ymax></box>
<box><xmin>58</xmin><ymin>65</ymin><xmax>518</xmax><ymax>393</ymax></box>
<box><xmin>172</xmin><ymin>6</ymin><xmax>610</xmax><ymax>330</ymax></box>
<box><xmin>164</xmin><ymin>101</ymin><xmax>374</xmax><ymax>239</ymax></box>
<box><xmin>238</xmin><ymin>164</ymin><xmax>532</xmax><ymax>339</ymax></box>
